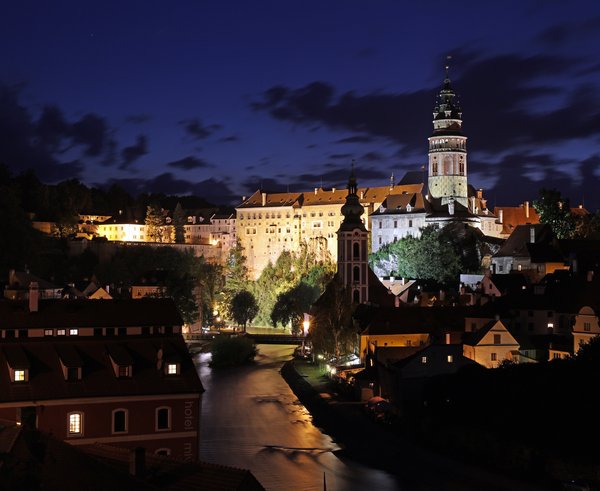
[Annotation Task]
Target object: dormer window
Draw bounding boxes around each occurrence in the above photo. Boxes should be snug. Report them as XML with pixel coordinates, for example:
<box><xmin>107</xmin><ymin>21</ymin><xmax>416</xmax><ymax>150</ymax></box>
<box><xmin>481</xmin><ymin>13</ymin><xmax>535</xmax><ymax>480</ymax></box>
<box><xmin>14</xmin><ymin>369</ymin><xmax>27</xmax><ymax>382</ymax></box>
<box><xmin>406</xmin><ymin>204</ymin><xmax>412</xmax><ymax>212</ymax></box>
<box><xmin>166</xmin><ymin>363</ymin><xmax>180</xmax><ymax>375</ymax></box>
<box><xmin>118</xmin><ymin>365</ymin><xmax>131</xmax><ymax>378</ymax></box>
<box><xmin>107</xmin><ymin>344</ymin><xmax>134</xmax><ymax>378</ymax></box>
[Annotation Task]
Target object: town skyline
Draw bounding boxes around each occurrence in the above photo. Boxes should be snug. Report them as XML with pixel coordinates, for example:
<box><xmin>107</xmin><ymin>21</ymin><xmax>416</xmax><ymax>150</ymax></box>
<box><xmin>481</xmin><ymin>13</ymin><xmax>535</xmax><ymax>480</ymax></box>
<box><xmin>2</xmin><ymin>2</ymin><xmax>600</xmax><ymax>209</ymax></box>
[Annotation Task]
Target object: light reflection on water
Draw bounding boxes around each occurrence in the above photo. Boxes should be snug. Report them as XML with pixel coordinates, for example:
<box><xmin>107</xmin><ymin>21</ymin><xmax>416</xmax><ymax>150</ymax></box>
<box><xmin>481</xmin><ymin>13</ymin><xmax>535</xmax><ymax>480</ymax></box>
<box><xmin>196</xmin><ymin>345</ymin><xmax>401</xmax><ymax>491</ymax></box>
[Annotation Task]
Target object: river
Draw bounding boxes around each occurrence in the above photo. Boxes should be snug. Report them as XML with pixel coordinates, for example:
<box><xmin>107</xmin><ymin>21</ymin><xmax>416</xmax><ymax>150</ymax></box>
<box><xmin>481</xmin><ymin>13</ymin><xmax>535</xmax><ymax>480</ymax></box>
<box><xmin>196</xmin><ymin>344</ymin><xmax>401</xmax><ymax>491</ymax></box>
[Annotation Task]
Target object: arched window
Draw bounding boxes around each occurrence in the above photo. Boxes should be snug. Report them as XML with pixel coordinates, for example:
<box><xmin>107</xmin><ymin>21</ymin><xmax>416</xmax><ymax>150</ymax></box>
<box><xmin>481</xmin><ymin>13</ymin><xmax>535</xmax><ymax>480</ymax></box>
<box><xmin>112</xmin><ymin>408</ymin><xmax>128</xmax><ymax>433</ymax></box>
<box><xmin>353</xmin><ymin>266</ymin><xmax>360</xmax><ymax>283</ymax></box>
<box><xmin>353</xmin><ymin>242</ymin><xmax>360</xmax><ymax>259</ymax></box>
<box><xmin>155</xmin><ymin>448</ymin><xmax>171</xmax><ymax>456</ymax></box>
<box><xmin>353</xmin><ymin>289</ymin><xmax>360</xmax><ymax>303</ymax></box>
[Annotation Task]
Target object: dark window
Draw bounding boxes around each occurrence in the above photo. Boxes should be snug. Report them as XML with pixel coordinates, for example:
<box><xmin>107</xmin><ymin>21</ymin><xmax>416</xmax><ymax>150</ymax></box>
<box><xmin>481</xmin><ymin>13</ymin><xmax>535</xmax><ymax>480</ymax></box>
<box><xmin>118</xmin><ymin>365</ymin><xmax>130</xmax><ymax>378</ymax></box>
<box><xmin>113</xmin><ymin>410</ymin><xmax>127</xmax><ymax>433</ymax></box>
<box><xmin>142</xmin><ymin>326</ymin><xmax>150</xmax><ymax>335</ymax></box>
<box><xmin>353</xmin><ymin>266</ymin><xmax>360</xmax><ymax>283</ymax></box>
<box><xmin>493</xmin><ymin>334</ymin><xmax>501</xmax><ymax>344</ymax></box>
<box><xmin>165</xmin><ymin>325</ymin><xmax>173</xmax><ymax>335</ymax></box>
<box><xmin>157</xmin><ymin>408</ymin><xmax>170</xmax><ymax>430</ymax></box>
<box><xmin>67</xmin><ymin>367</ymin><xmax>79</xmax><ymax>381</ymax></box>
<box><xmin>94</xmin><ymin>328</ymin><xmax>102</xmax><ymax>337</ymax></box>
<box><xmin>19</xmin><ymin>329</ymin><xmax>28</xmax><ymax>338</ymax></box>
<box><xmin>5</xmin><ymin>330</ymin><xmax>15</xmax><ymax>338</ymax></box>
<box><xmin>353</xmin><ymin>289</ymin><xmax>360</xmax><ymax>303</ymax></box>
<box><xmin>118</xmin><ymin>327</ymin><xmax>126</xmax><ymax>336</ymax></box>
<box><xmin>353</xmin><ymin>242</ymin><xmax>360</xmax><ymax>259</ymax></box>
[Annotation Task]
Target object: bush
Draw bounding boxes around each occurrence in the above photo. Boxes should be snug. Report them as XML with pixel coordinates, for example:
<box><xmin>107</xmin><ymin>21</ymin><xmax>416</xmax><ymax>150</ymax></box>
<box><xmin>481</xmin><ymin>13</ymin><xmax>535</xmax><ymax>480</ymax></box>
<box><xmin>210</xmin><ymin>336</ymin><xmax>257</xmax><ymax>367</ymax></box>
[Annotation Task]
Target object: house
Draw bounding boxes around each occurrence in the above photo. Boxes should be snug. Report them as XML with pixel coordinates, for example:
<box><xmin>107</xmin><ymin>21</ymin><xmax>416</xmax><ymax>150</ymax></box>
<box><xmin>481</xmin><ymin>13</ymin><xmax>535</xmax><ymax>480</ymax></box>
<box><xmin>388</xmin><ymin>343</ymin><xmax>478</xmax><ymax>405</ymax></box>
<box><xmin>358</xmin><ymin>306</ymin><xmax>477</xmax><ymax>363</ymax></box>
<box><xmin>572</xmin><ymin>306</ymin><xmax>600</xmax><ymax>354</ymax></box>
<box><xmin>4</xmin><ymin>270</ymin><xmax>63</xmax><ymax>300</ymax></box>
<box><xmin>462</xmin><ymin>319</ymin><xmax>520</xmax><ymax>368</ymax></box>
<box><xmin>0</xmin><ymin>296</ymin><xmax>204</xmax><ymax>461</ymax></box>
<box><xmin>491</xmin><ymin>224</ymin><xmax>568</xmax><ymax>281</ymax></box>
<box><xmin>480</xmin><ymin>273</ymin><xmax>528</xmax><ymax>297</ymax></box>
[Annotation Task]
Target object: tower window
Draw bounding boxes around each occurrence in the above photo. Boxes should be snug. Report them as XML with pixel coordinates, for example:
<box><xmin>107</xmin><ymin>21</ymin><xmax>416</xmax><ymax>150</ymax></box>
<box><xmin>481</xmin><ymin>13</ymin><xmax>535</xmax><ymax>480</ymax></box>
<box><xmin>353</xmin><ymin>242</ymin><xmax>360</xmax><ymax>258</ymax></box>
<box><xmin>353</xmin><ymin>266</ymin><xmax>360</xmax><ymax>283</ymax></box>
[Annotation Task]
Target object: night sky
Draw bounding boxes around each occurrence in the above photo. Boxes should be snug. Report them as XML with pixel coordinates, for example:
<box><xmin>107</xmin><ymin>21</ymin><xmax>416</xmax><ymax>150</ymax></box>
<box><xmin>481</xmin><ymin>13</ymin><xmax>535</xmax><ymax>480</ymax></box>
<box><xmin>2</xmin><ymin>1</ymin><xmax>600</xmax><ymax>209</ymax></box>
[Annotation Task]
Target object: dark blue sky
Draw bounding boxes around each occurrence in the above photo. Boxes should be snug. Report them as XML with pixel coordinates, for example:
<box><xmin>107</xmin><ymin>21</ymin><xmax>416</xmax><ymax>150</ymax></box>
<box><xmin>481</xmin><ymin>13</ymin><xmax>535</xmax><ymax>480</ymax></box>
<box><xmin>2</xmin><ymin>1</ymin><xmax>600</xmax><ymax>209</ymax></box>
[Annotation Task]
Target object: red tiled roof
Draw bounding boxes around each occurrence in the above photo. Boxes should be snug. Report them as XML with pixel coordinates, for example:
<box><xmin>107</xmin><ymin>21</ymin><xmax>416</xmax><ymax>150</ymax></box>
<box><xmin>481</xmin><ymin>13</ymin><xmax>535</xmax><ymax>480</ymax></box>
<box><xmin>0</xmin><ymin>298</ymin><xmax>183</xmax><ymax>330</ymax></box>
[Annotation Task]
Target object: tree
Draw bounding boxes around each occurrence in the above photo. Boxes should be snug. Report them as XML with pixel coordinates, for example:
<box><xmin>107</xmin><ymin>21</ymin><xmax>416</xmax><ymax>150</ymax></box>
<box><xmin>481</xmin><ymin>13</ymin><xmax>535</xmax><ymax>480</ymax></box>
<box><xmin>370</xmin><ymin>225</ymin><xmax>462</xmax><ymax>282</ymax></box>
<box><xmin>533</xmin><ymin>188</ymin><xmax>575</xmax><ymax>239</ymax></box>
<box><xmin>230</xmin><ymin>290</ymin><xmax>258</xmax><ymax>332</ymax></box>
<box><xmin>310</xmin><ymin>276</ymin><xmax>354</xmax><ymax>359</ymax></box>
<box><xmin>270</xmin><ymin>282</ymin><xmax>319</xmax><ymax>335</ymax></box>
<box><xmin>145</xmin><ymin>204</ymin><xmax>172</xmax><ymax>242</ymax></box>
<box><xmin>173</xmin><ymin>202</ymin><xmax>186</xmax><ymax>244</ymax></box>
<box><xmin>219</xmin><ymin>239</ymin><xmax>249</xmax><ymax>321</ymax></box>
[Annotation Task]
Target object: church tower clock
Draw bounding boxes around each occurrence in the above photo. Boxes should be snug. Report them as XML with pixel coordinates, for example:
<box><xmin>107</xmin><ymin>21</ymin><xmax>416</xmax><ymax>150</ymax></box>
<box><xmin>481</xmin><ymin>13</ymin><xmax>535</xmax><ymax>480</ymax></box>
<box><xmin>337</xmin><ymin>165</ymin><xmax>369</xmax><ymax>304</ymax></box>
<box><xmin>427</xmin><ymin>66</ymin><xmax>468</xmax><ymax>208</ymax></box>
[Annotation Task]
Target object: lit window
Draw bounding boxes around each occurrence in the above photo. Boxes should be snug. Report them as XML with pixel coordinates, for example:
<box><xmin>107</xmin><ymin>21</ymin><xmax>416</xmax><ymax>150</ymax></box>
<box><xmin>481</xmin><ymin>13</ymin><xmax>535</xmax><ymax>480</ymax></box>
<box><xmin>447</xmin><ymin>355</ymin><xmax>454</xmax><ymax>363</ymax></box>
<box><xmin>491</xmin><ymin>353</ymin><xmax>497</xmax><ymax>361</ymax></box>
<box><xmin>57</xmin><ymin>329</ymin><xmax>66</xmax><ymax>336</ymax></box>
<box><xmin>156</xmin><ymin>407</ymin><xmax>171</xmax><ymax>431</ymax></box>
<box><xmin>118</xmin><ymin>365</ymin><xmax>131</xmax><ymax>378</ymax></box>
<box><xmin>44</xmin><ymin>329</ymin><xmax>53</xmax><ymax>336</ymax></box>
<box><xmin>69</xmin><ymin>329</ymin><xmax>78</xmax><ymax>336</ymax></box>
<box><xmin>166</xmin><ymin>363</ymin><xmax>179</xmax><ymax>375</ymax></box>
<box><xmin>68</xmin><ymin>412</ymin><xmax>83</xmax><ymax>435</ymax></box>
<box><xmin>14</xmin><ymin>370</ymin><xmax>26</xmax><ymax>382</ymax></box>
<box><xmin>421</xmin><ymin>356</ymin><xmax>427</xmax><ymax>364</ymax></box>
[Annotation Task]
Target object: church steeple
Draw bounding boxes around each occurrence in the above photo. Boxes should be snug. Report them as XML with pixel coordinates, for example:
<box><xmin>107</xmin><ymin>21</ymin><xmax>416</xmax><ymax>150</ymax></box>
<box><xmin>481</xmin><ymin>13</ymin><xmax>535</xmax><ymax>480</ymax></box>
<box><xmin>340</xmin><ymin>161</ymin><xmax>366</xmax><ymax>231</ymax></box>
<box><xmin>337</xmin><ymin>164</ymin><xmax>369</xmax><ymax>304</ymax></box>
<box><xmin>427</xmin><ymin>62</ymin><xmax>468</xmax><ymax>208</ymax></box>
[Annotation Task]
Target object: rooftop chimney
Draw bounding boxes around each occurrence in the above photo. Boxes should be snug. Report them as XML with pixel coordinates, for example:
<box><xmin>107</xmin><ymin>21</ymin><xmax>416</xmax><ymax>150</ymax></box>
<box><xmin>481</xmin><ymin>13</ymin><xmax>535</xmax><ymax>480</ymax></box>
<box><xmin>448</xmin><ymin>200</ymin><xmax>455</xmax><ymax>215</ymax></box>
<box><xmin>29</xmin><ymin>282</ymin><xmax>39</xmax><ymax>313</ymax></box>
<box><xmin>476</xmin><ymin>189</ymin><xmax>483</xmax><ymax>199</ymax></box>
<box><xmin>524</xmin><ymin>201</ymin><xmax>530</xmax><ymax>218</ymax></box>
<box><xmin>314</xmin><ymin>188</ymin><xmax>318</xmax><ymax>195</ymax></box>
<box><xmin>498</xmin><ymin>209</ymin><xmax>503</xmax><ymax>224</ymax></box>
<box><xmin>261</xmin><ymin>192</ymin><xmax>267</xmax><ymax>207</ymax></box>
<box><xmin>129</xmin><ymin>447</ymin><xmax>146</xmax><ymax>478</ymax></box>
<box><xmin>530</xmin><ymin>226</ymin><xmax>535</xmax><ymax>243</ymax></box>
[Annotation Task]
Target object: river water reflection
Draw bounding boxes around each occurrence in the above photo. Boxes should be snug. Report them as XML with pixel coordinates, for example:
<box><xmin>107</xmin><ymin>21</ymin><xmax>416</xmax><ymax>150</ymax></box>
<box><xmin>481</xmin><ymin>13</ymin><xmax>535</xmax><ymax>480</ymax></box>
<box><xmin>196</xmin><ymin>344</ymin><xmax>401</xmax><ymax>491</ymax></box>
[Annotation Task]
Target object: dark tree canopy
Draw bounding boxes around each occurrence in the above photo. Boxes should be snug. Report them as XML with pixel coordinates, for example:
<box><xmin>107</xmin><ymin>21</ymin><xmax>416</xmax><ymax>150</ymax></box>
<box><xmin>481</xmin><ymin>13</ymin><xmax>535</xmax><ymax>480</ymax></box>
<box><xmin>533</xmin><ymin>188</ymin><xmax>575</xmax><ymax>239</ymax></box>
<box><xmin>230</xmin><ymin>290</ymin><xmax>258</xmax><ymax>332</ymax></box>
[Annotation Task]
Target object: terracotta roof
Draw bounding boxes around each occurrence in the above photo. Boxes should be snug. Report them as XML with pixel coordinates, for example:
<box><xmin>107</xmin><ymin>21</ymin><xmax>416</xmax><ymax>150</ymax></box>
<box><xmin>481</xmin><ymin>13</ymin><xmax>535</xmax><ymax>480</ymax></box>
<box><xmin>362</xmin><ymin>306</ymin><xmax>485</xmax><ymax>336</ymax></box>
<box><xmin>493</xmin><ymin>205</ymin><xmax>540</xmax><ymax>235</ymax></box>
<box><xmin>0</xmin><ymin>335</ymin><xmax>203</xmax><ymax>404</ymax></box>
<box><xmin>0</xmin><ymin>298</ymin><xmax>183</xmax><ymax>330</ymax></box>
<box><xmin>237</xmin><ymin>190</ymin><xmax>302</xmax><ymax>209</ymax></box>
<box><xmin>494</xmin><ymin>224</ymin><xmax>555</xmax><ymax>258</ymax></box>
<box><xmin>371</xmin><ymin>192</ymin><xmax>426</xmax><ymax>215</ymax></box>
<box><xmin>237</xmin><ymin>184</ymin><xmax>424</xmax><ymax>209</ymax></box>
<box><xmin>0</xmin><ymin>425</ymin><xmax>151</xmax><ymax>491</ymax></box>
<box><xmin>83</xmin><ymin>443</ymin><xmax>265</xmax><ymax>491</ymax></box>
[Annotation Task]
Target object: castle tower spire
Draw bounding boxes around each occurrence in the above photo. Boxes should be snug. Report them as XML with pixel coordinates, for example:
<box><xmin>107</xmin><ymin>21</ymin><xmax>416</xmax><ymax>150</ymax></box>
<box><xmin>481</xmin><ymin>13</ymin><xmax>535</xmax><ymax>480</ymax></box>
<box><xmin>427</xmin><ymin>62</ymin><xmax>468</xmax><ymax>207</ymax></box>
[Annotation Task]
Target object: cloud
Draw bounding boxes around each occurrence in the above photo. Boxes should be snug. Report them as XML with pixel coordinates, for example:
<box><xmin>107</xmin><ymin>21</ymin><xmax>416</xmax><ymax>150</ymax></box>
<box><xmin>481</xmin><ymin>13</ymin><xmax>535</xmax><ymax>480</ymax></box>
<box><xmin>328</xmin><ymin>153</ymin><xmax>353</xmax><ymax>160</ymax></box>
<box><xmin>219</xmin><ymin>135</ymin><xmax>240</xmax><ymax>143</ymax></box>
<box><xmin>101</xmin><ymin>173</ymin><xmax>237</xmax><ymax>205</ymax></box>
<box><xmin>335</xmin><ymin>135</ymin><xmax>375</xmax><ymax>144</ymax></box>
<box><xmin>361</xmin><ymin>151</ymin><xmax>383</xmax><ymax>162</ymax></box>
<box><xmin>179</xmin><ymin>118</ymin><xmax>222</xmax><ymax>140</ymax></box>
<box><xmin>0</xmin><ymin>83</ymin><xmax>113</xmax><ymax>182</ymax></box>
<box><xmin>120</xmin><ymin>134</ymin><xmax>148</xmax><ymax>169</ymax></box>
<box><xmin>166</xmin><ymin>155</ymin><xmax>212</xmax><ymax>170</ymax></box>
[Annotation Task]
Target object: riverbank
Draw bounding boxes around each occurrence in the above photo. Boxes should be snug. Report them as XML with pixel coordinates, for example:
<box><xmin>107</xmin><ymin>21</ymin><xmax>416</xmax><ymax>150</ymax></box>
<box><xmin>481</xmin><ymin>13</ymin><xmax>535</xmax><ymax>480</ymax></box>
<box><xmin>281</xmin><ymin>359</ymin><xmax>554</xmax><ymax>491</ymax></box>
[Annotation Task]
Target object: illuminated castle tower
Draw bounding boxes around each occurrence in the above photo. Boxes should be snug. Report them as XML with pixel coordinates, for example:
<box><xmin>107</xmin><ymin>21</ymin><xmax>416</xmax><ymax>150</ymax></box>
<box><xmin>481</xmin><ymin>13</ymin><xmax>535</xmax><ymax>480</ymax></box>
<box><xmin>427</xmin><ymin>65</ymin><xmax>468</xmax><ymax>208</ymax></box>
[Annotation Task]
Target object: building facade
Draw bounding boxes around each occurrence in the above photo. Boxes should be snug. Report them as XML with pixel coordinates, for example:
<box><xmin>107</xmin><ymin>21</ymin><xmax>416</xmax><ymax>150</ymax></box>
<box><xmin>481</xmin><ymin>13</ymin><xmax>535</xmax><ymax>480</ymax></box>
<box><xmin>0</xmin><ymin>297</ymin><xmax>204</xmax><ymax>462</ymax></box>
